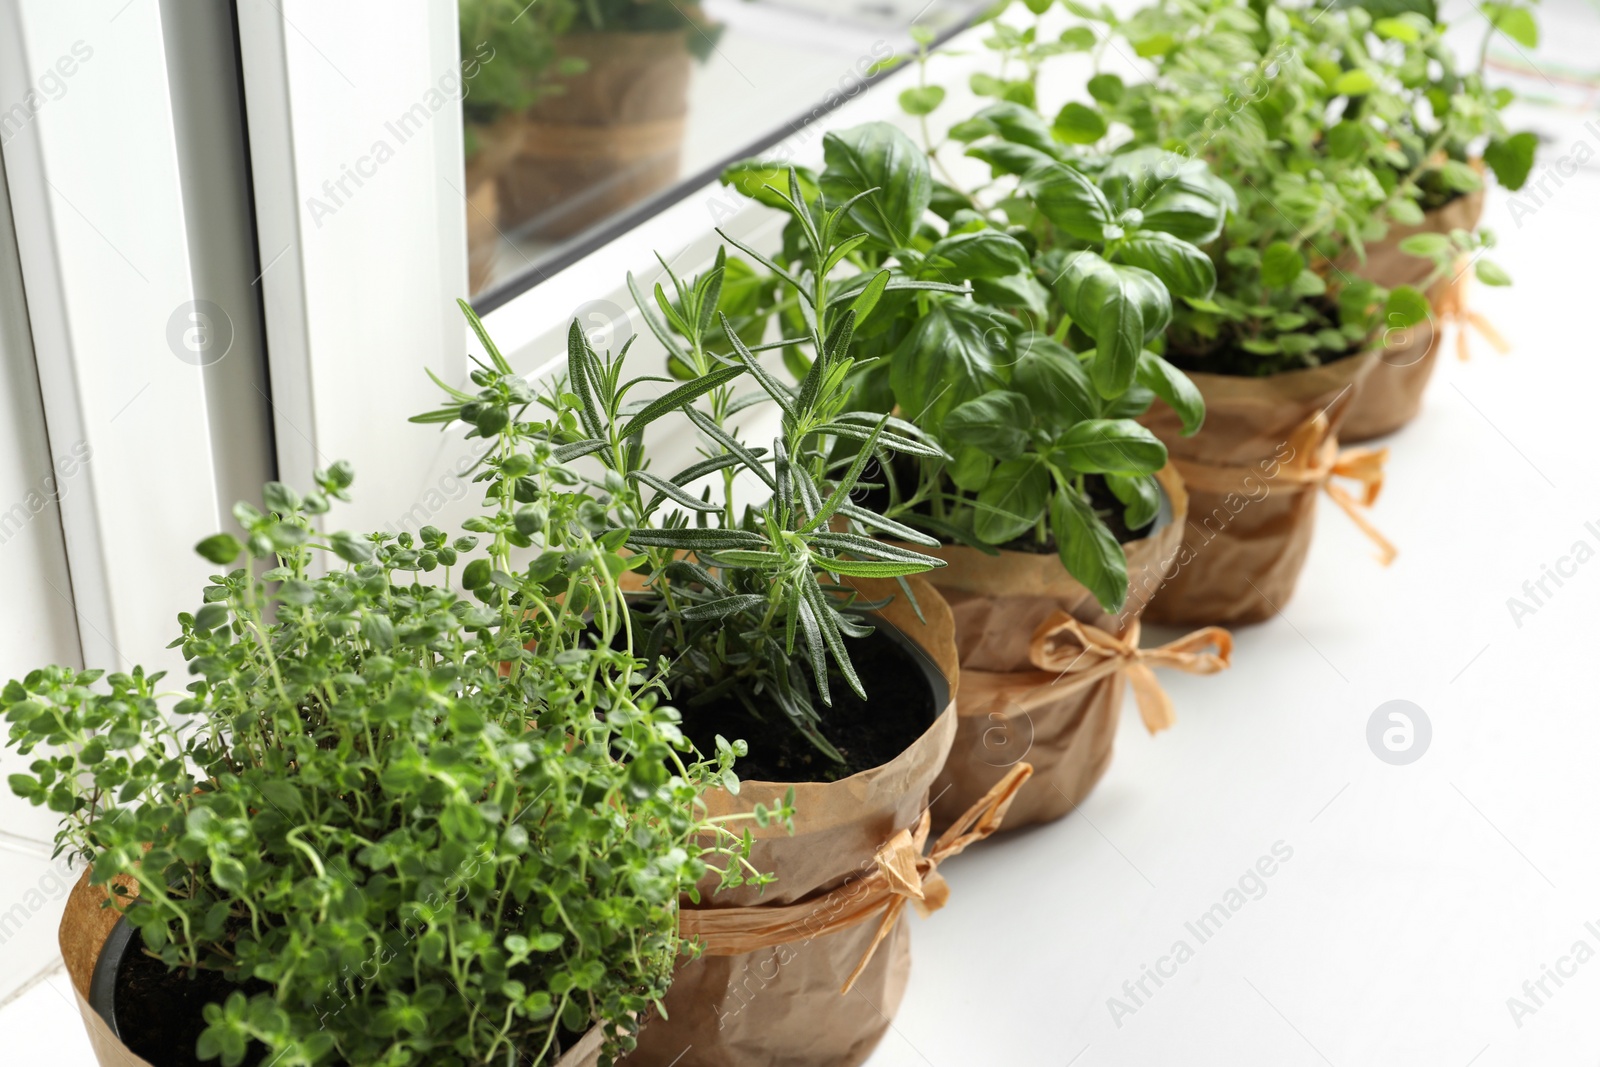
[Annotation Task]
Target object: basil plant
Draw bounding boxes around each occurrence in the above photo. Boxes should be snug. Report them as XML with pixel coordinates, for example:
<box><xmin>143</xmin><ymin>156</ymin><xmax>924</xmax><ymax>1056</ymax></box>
<box><xmin>720</xmin><ymin>121</ymin><xmax>1227</xmax><ymax>609</ymax></box>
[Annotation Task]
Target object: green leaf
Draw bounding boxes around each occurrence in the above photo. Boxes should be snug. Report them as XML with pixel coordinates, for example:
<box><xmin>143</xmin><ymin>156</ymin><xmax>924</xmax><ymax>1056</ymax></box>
<box><xmin>1398</xmin><ymin>233</ymin><xmax>1452</xmax><ymax>259</ymax></box>
<box><xmin>974</xmin><ymin>456</ymin><xmax>1050</xmax><ymax>544</ymax></box>
<box><xmin>889</xmin><ymin>303</ymin><xmax>1010</xmax><ymax>432</ymax></box>
<box><xmin>943</xmin><ymin>392</ymin><xmax>1034</xmax><ymax>461</ymax></box>
<box><xmin>620</xmin><ymin>364</ymin><xmax>746</xmax><ymax>438</ymax></box>
<box><xmin>1491</xmin><ymin>5</ymin><xmax>1538</xmax><ymax>48</ymax></box>
<box><xmin>1484</xmin><ymin>132</ymin><xmax>1537</xmax><ymax>191</ymax></box>
<box><xmin>1106</xmin><ymin>473</ymin><xmax>1161</xmax><ymax>530</ymax></box>
<box><xmin>1260</xmin><ymin>242</ymin><xmax>1306</xmax><ymax>288</ymax></box>
<box><xmin>816</xmin><ymin>557</ymin><xmax>935</xmax><ymax>578</ymax></box>
<box><xmin>1113</xmin><ymin>232</ymin><xmax>1217</xmax><ymax>299</ymax></box>
<box><xmin>1136</xmin><ymin>351</ymin><xmax>1204</xmax><ymax>436</ymax></box>
<box><xmin>1051</xmin><ymin>419</ymin><xmax>1167</xmax><ymax>474</ymax></box>
<box><xmin>193</xmin><ymin>603</ymin><xmax>230</xmax><ymax>633</ymax></box>
<box><xmin>1011</xmin><ymin>333</ymin><xmax>1095</xmax><ymax>430</ymax></box>
<box><xmin>329</xmin><ymin>531</ymin><xmax>373</xmax><ymax>564</ymax></box>
<box><xmin>1087</xmin><ymin>73</ymin><xmax>1124</xmax><ymax>105</ymax></box>
<box><xmin>1052</xmin><ymin>253</ymin><xmax>1170</xmax><ymax>398</ymax></box>
<box><xmin>1053</xmin><ymin>102</ymin><xmax>1108</xmax><ymax>145</ymax></box>
<box><xmin>922</xmin><ymin>230</ymin><xmax>1031</xmax><ymax>281</ymax></box>
<box><xmin>899</xmin><ymin>86</ymin><xmax>945</xmax><ymax>116</ymax></box>
<box><xmin>1476</xmin><ymin>259</ymin><xmax>1513</xmax><ymax>286</ymax></box>
<box><xmin>820</xmin><ymin>123</ymin><xmax>931</xmax><ymax>249</ymax></box>
<box><xmin>1052</xmin><ymin>487</ymin><xmax>1127</xmax><ymax>611</ymax></box>
<box><xmin>1020</xmin><ymin>161</ymin><xmax>1115</xmax><ymax>241</ymax></box>
<box><xmin>1386</xmin><ymin>285</ymin><xmax>1432</xmax><ymax>328</ymax></box>
<box><xmin>262</xmin><ymin>482</ymin><xmax>300</xmax><ymax>514</ymax></box>
<box><xmin>974</xmin><ymin>102</ymin><xmax>1059</xmax><ymax>155</ymax></box>
<box><xmin>722</xmin><ymin>161</ymin><xmax>819</xmax><ymax>210</ymax></box>
<box><xmin>195</xmin><ymin>533</ymin><xmax>243</xmax><ymax>565</ymax></box>
<box><xmin>1332</xmin><ymin>69</ymin><xmax>1376</xmax><ymax>95</ymax></box>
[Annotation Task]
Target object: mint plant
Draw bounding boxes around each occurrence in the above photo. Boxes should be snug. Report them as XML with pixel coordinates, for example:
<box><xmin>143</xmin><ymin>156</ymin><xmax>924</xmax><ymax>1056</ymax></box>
<box><xmin>722</xmin><ymin>120</ymin><xmax>1226</xmax><ymax>609</ymax></box>
<box><xmin>6</xmin><ymin>392</ymin><xmax>779</xmax><ymax>1065</ymax></box>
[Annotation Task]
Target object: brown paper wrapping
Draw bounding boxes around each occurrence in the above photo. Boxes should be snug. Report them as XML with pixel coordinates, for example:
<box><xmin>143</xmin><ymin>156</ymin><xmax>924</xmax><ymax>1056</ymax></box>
<box><xmin>499</xmin><ymin>31</ymin><xmax>691</xmax><ymax>239</ymax></box>
<box><xmin>1341</xmin><ymin>187</ymin><xmax>1489</xmax><ymax>441</ymax></box>
<box><xmin>60</xmin><ymin>869</ymin><xmax>599</xmax><ymax>1067</ymax></box>
<box><xmin>625</xmin><ymin>576</ymin><xmax>961</xmax><ymax>1067</ymax></box>
<box><xmin>1139</xmin><ymin>351</ymin><xmax>1390</xmax><ymax>625</ymax></box>
<box><xmin>912</xmin><ymin>467</ymin><xmax>1231</xmax><ymax>828</ymax></box>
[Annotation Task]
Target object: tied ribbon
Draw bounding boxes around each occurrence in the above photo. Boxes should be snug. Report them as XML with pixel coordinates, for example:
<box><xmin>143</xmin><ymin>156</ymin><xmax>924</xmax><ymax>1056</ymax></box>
<box><xmin>1029</xmin><ymin>615</ymin><xmax>1232</xmax><ymax>735</ymax></box>
<box><xmin>1434</xmin><ymin>264</ymin><xmax>1510</xmax><ymax>363</ymax></box>
<box><xmin>677</xmin><ymin>763</ymin><xmax>1034</xmax><ymax>994</ymax></box>
<box><xmin>1172</xmin><ymin>409</ymin><xmax>1398</xmax><ymax>565</ymax></box>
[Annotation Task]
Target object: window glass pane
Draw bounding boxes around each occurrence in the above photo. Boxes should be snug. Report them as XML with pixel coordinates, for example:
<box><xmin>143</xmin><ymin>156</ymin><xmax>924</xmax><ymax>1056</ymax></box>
<box><xmin>460</xmin><ymin>0</ymin><xmax>982</xmax><ymax>301</ymax></box>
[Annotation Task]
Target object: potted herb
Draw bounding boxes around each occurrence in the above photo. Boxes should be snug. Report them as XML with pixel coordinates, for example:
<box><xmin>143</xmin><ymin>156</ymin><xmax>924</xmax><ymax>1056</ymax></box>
<box><xmin>990</xmin><ymin>0</ymin><xmax>1423</xmax><ymax>625</ymax></box>
<box><xmin>1313</xmin><ymin>0</ymin><xmax>1537</xmax><ymax>438</ymax></box>
<box><xmin>9</xmin><ymin>430</ymin><xmax>772</xmax><ymax>1064</ymax></box>
<box><xmin>718</xmin><ymin>116</ymin><xmax>1234</xmax><ymax>831</ymax></box>
<box><xmin>460</xmin><ymin>0</ymin><xmax>581</xmax><ymax>290</ymax></box>
<box><xmin>498</xmin><ymin>0</ymin><xmax>721</xmax><ymax>239</ymax></box>
<box><xmin>422</xmin><ymin>228</ymin><xmax>1021</xmax><ymax>1063</ymax></box>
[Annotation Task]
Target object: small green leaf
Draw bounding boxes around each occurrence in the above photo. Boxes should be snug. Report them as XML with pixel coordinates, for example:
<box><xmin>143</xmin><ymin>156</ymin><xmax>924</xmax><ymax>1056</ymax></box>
<box><xmin>899</xmin><ymin>86</ymin><xmax>945</xmax><ymax>116</ymax></box>
<box><xmin>1475</xmin><ymin>259</ymin><xmax>1513</xmax><ymax>286</ymax></box>
<box><xmin>195</xmin><ymin>533</ymin><xmax>243</xmax><ymax>565</ymax></box>
<box><xmin>1260</xmin><ymin>243</ymin><xmax>1305</xmax><ymax>289</ymax></box>
<box><xmin>1053</xmin><ymin>102</ymin><xmax>1108</xmax><ymax>145</ymax></box>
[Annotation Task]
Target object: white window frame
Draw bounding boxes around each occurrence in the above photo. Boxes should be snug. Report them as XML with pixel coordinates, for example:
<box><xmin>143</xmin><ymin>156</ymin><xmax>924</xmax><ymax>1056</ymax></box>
<box><xmin>234</xmin><ymin>2</ymin><xmax>1006</xmax><ymax>538</ymax></box>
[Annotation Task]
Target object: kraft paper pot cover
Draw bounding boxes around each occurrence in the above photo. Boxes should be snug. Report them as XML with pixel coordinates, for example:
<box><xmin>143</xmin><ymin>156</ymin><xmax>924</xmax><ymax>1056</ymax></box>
<box><xmin>1138</xmin><ymin>350</ymin><xmax>1392</xmax><ymax>626</ymax></box>
<box><xmin>912</xmin><ymin>466</ymin><xmax>1232</xmax><ymax>830</ymax></box>
<box><xmin>624</xmin><ymin>576</ymin><xmax>961</xmax><ymax>1067</ymax></box>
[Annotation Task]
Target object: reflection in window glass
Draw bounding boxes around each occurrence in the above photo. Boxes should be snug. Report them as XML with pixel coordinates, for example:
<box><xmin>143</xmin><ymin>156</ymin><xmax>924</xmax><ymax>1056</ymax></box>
<box><xmin>459</xmin><ymin>0</ymin><xmax>983</xmax><ymax>299</ymax></box>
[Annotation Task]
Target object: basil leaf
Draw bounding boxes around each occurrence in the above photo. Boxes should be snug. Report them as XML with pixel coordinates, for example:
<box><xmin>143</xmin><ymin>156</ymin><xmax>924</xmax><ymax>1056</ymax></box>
<box><xmin>1136</xmin><ymin>350</ymin><xmax>1205</xmax><ymax>435</ymax></box>
<box><xmin>1052</xmin><ymin>487</ymin><xmax>1128</xmax><ymax>611</ymax></box>
<box><xmin>974</xmin><ymin>456</ymin><xmax>1050</xmax><ymax>544</ymax></box>
<box><xmin>1020</xmin><ymin>161</ymin><xmax>1116</xmax><ymax>241</ymax></box>
<box><xmin>944</xmin><ymin>392</ymin><xmax>1035</xmax><ymax>461</ymax></box>
<box><xmin>820</xmin><ymin>122</ymin><xmax>931</xmax><ymax>250</ymax></box>
<box><xmin>1011</xmin><ymin>332</ymin><xmax>1095</xmax><ymax>429</ymax></box>
<box><xmin>1113</xmin><ymin>232</ymin><xmax>1217</xmax><ymax>299</ymax></box>
<box><xmin>1106</xmin><ymin>473</ymin><xmax>1162</xmax><ymax>530</ymax></box>
<box><xmin>1051</xmin><ymin>418</ymin><xmax>1168</xmax><ymax>474</ymax></box>
<box><xmin>922</xmin><ymin>230</ymin><xmax>1031</xmax><ymax>281</ymax></box>
<box><xmin>888</xmin><ymin>302</ymin><xmax>1012</xmax><ymax>432</ymax></box>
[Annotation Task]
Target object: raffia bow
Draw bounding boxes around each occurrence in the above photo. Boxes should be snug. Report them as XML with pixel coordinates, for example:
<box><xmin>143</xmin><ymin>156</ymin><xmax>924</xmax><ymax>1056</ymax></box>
<box><xmin>1435</xmin><ymin>262</ymin><xmax>1510</xmax><ymax>363</ymax></box>
<box><xmin>1029</xmin><ymin>614</ymin><xmax>1232</xmax><ymax>734</ymax></box>
<box><xmin>677</xmin><ymin>762</ymin><xmax>1033</xmax><ymax>994</ymax></box>
<box><xmin>1172</xmin><ymin>408</ymin><xmax>1397</xmax><ymax>565</ymax></box>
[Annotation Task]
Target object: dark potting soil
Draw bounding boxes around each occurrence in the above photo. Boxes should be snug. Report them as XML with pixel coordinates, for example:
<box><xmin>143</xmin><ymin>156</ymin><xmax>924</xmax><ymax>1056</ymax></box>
<box><xmin>675</xmin><ymin>625</ymin><xmax>938</xmax><ymax>783</ymax></box>
<box><xmin>1165</xmin><ymin>296</ymin><xmax>1368</xmax><ymax>379</ymax></box>
<box><xmin>113</xmin><ymin>928</ymin><xmax>272</xmax><ymax>1067</ymax></box>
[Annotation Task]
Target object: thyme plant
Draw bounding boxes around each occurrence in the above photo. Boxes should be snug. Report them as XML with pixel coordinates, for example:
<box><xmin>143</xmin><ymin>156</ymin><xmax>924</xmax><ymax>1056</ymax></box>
<box><xmin>6</xmin><ymin>386</ymin><xmax>778</xmax><ymax>1065</ymax></box>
